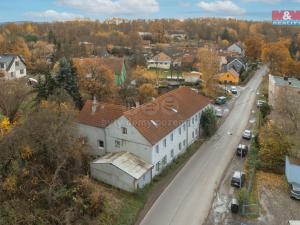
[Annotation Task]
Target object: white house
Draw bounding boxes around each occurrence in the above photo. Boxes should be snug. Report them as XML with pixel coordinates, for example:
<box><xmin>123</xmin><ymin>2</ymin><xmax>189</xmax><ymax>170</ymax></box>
<box><xmin>78</xmin><ymin>87</ymin><xmax>212</xmax><ymax>190</ymax></box>
<box><xmin>147</xmin><ymin>52</ymin><xmax>172</xmax><ymax>70</ymax></box>
<box><xmin>227</xmin><ymin>43</ymin><xmax>244</xmax><ymax>56</ymax></box>
<box><xmin>0</xmin><ymin>54</ymin><xmax>27</xmax><ymax>80</ymax></box>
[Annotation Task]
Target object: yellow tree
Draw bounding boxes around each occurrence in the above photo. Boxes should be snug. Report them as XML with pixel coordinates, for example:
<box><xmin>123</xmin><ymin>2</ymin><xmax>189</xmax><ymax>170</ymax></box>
<box><xmin>138</xmin><ymin>83</ymin><xmax>157</xmax><ymax>104</ymax></box>
<box><xmin>245</xmin><ymin>36</ymin><xmax>263</xmax><ymax>61</ymax></box>
<box><xmin>197</xmin><ymin>48</ymin><xmax>219</xmax><ymax>97</ymax></box>
<box><xmin>261</xmin><ymin>40</ymin><xmax>293</xmax><ymax>75</ymax></box>
<box><xmin>258</xmin><ymin>122</ymin><xmax>291</xmax><ymax>172</ymax></box>
<box><xmin>73</xmin><ymin>58</ymin><xmax>116</xmax><ymax>101</ymax></box>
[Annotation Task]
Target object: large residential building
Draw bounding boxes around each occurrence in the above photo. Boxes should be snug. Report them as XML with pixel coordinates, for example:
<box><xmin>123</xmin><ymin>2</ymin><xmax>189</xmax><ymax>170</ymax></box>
<box><xmin>0</xmin><ymin>54</ymin><xmax>27</xmax><ymax>80</ymax></box>
<box><xmin>147</xmin><ymin>52</ymin><xmax>172</xmax><ymax>70</ymax></box>
<box><xmin>268</xmin><ymin>75</ymin><xmax>300</xmax><ymax>110</ymax></box>
<box><xmin>78</xmin><ymin>87</ymin><xmax>212</xmax><ymax>191</ymax></box>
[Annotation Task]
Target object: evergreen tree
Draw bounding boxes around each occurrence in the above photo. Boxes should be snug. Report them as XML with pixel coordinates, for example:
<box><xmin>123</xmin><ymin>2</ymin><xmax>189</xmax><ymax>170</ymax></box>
<box><xmin>35</xmin><ymin>73</ymin><xmax>57</xmax><ymax>103</ymax></box>
<box><xmin>200</xmin><ymin>107</ymin><xmax>217</xmax><ymax>137</ymax></box>
<box><xmin>56</xmin><ymin>58</ymin><xmax>83</xmax><ymax>109</ymax></box>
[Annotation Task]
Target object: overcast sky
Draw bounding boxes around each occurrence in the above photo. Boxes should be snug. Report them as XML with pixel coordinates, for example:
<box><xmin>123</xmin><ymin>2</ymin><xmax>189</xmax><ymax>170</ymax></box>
<box><xmin>0</xmin><ymin>0</ymin><xmax>299</xmax><ymax>22</ymax></box>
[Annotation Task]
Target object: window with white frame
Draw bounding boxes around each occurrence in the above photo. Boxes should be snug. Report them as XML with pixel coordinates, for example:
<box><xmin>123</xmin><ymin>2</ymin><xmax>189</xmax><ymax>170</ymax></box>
<box><xmin>192</xmin><ymin>117</ymin><xmax>194</xmax><ymax>124</ymax></box>
<box><xmin>192</xmin><ymin>131</ymin><xmax>195</xmax><ymax>138</ymax></box>
<box><xmin>171</xmin><ymin>149</ymin><xmax>174</xmax><ymax>158</ymax></box>
<box><xmin>115</xmin><ymin>140</ymin><xmax>121</xmax><ymax>148</ymax></box>
<box><xmin>156</xmin><ymin>145</ymin><xmax>159</xmax><ymax>154</ymax></box>
<box><xmin>170</xmin><ymin>133</ymin><xmax>173</xmax><ymax>141</ymax></box>
<box><xmin>20</xmin><ymin>69</ymin><xmax>24</xmax><ymax>74</ymax></box>
<box><xmin>163</xmin><ymin>139</ymin><xmax>167</xmax><ymax>147</ymax></box>
<box><xmin>183</xmin><ymin>140</ymin><xmax>186</xmax><ymax>146</ymax></box>
<box><xmin>179</xmin><ymin>142</ymin><xmax>182</xmax><ymax>151</ymax></box>
<box><xmin>179</xmin><ymin>126</ymin><xmax>182</xmax><ymax>135</ymax></box>
<box><xmin>98</xmin><ymin>140</ymin><xmax>104</xmax><ymax>149</ymax></box>
<box><xmin>183</xmin><ymin>123</ymin><xmax>186</xmax><ymax>131</ymax></box>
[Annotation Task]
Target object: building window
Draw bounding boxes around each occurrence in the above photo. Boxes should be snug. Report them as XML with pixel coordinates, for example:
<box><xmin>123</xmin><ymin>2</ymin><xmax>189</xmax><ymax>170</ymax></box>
<box><xmin>179</xmin><ymin>143</ymin><xmax>182</xmax><ymax>151</ymax></box>
<box><xmin>121</xmin><ymin>127</ymin><xmax>127</xmax><ymax>134</ymax></box>
<box><xmin>163</xmin><ymin>139</ymin><xmax>167</xmax><ymax>147</ymax></box>
<box><xmin>156</xmin><ymin>161</ymin><xmax>161</xmax><ymax>172</ymax></box>
<box><xmin>192</xmin><ymin>131</ymin><xmax>195</xmax><ymax>139</ymax></box>
<box><xmin>162</xmin><ymin>155</ymin><xmax>167</xmax><ymax>166</ymax></box>
<box><xmin>20</xmin><ymin>69</ymin><xmax>24</xmax><ymax>74</ymax></box>
<box><xmin>0</xmin><ymin>63</ymin><xmax>4</xmax><ymax>69</ymax></box>
<box><xmin>10</xmin><ymin>72</ymin><xmax>14</xmax><ymax>78</ymax></box>
<box><xmin>192</xmin><ymin>117</ymin><xmax>194</xmax><ymax>124</ymax></box>
<box><xmin>183</xmin><ymin>140</ymin><xmax>186</xmax><ymax>146</ymax></box>
<box><xmin>115</xmin><ymin>140</ymin><xmax>121</xmax><ymax>148</ymax></box>
<box><xmin>196</xmin><ymin>115</ymin><xmax>198</xmax><ymax>121</ymax></box>
<box><xmin>156</xmin><ymin>145</ymin><xmax>159</xmax><ymax>154</ymax></box>
<box><xmin>98</xmin><ymin>140</ymin><xmax>104</xmax><ymax>149</ymax></box>
<box><xmin>183</xmin><ymin>123</ymin><xmax>186</xmax><ymax>131</ymax></box>
<box><xmin>15</xmin><ymin>61</ymin><xmax>19</xmax><ymax>66</ymax></box>
<box><xmin>170</xmin><ymin>133</ymin><xmax>173</xmax><ymax>141</ymax></box>
<box><xmin>188</xmin><ymin>120</ymin><xmax>190</xmax><ymax>127</ymax></box>
<box><xmin>179</xmin><ymin>127</ymin><xmax>182</xmax><ymax>135</ymax></box>
<box><xmin>171</xmin><ymin>149</ymin><xmax>174</xmax><ymax>158</ymax></box>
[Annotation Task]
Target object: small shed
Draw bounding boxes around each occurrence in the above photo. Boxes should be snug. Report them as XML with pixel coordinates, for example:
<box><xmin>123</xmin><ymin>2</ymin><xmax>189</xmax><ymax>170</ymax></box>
<box><xmin>90</xmin><ymin>151</ymin><xmax>153</xmax><ymax>192</ymax></box>
<box><xmin>285</xmin><ymin>156</ymin><xmax>300</xmax><ymax>185</ymax></box>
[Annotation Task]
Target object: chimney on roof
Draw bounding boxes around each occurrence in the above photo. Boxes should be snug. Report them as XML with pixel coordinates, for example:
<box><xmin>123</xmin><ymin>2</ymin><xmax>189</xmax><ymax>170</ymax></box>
<box><xmin>92</xmin><ymin>96</ymin><xmax>97</xmax><ymax>114</ymax></box>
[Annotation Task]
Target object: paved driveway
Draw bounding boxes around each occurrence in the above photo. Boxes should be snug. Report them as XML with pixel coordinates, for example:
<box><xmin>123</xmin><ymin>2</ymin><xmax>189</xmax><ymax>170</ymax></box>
<box><xmin>139</xmin><ymin>66</ymin><xmax>269</xmax><ymax>225</ymax></box>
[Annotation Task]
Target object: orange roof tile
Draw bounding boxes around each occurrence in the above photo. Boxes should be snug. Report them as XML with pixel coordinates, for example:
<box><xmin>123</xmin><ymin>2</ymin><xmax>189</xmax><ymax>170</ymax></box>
<box><xmin>124</xmin><ymin>86</ymin><xmax>211</xmax><ymax>145</ymax></box>
<box><xmin>78</xmin><ymin>101</ymin><xmax>127</xmax><ymax>128</ymax></box>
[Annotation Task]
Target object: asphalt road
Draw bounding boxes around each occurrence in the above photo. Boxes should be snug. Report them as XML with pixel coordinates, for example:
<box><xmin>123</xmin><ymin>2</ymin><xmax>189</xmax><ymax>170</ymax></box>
<box><xmin>139</xmin><ymin>66</ymin><xmax>269</xmax><ymax>225</ymax></box>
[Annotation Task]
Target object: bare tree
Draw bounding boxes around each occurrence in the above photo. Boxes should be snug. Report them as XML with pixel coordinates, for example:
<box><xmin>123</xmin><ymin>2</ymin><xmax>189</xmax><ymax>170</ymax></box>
<box><xmin>0</xmin><ymin>80</ymin><xmax>31</xmax><ymax>123</ymax></box>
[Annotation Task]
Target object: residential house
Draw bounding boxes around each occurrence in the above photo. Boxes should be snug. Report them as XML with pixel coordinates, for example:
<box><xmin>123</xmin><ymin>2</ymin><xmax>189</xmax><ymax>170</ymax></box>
<box><xmin>90</xmin><ymin>152</ymin><xmax>153</xmax><ymax>192</ymax></box>
<box><xmin>147</xmin><ymin>52</ymin><xmax>172</xmax><ymax>69</ymax></box>
<box><xmin>78</xmin><ymin>86</ymin><xmax>212</xmax><ymax>191</ymax></box>
<box><xmin>138</xmin><ymin>32</ymin><xmax>153</xmax><ymax>40</ymax></box>
<box><xmin>0</xmin><ymin>54</ymin><xmax>26</xmax><ymax>80</ymax></box>
<box><xmin>268</xmin><ymin>75</ymin><xmax>300</xmax><ymax>110</ymax></box>
<box><xmin>217</xmin><ymin>68</ymin><xmax>240</xmax><ymax>85</ymax></box>
<box><xmin>225</xmin><ymin>56</ymin><xmax>247</xmax><ymax>74</ymax></box>
<box><xmin>77</xmin><ymin>101</ymin><xmax>127</xmax><ymax>156</ymax></box>
<box><xmin>166</xmin><ymin>30</ymin><xmax>187</xmax><ymax>41</ymax></box>
<box><xmin>183</xmin><ymin>71</ymin><xmax>202</xmax><ymax>84</ymax></box>
<box><xmin>74</xmin><ymin>57</ymin><xmax>127</xmax><ymax>86</ymax></box>
<box><xmin>227</xmin><ymin>42</ymin><xmax>244</xmax><ymax>56</ymax></box>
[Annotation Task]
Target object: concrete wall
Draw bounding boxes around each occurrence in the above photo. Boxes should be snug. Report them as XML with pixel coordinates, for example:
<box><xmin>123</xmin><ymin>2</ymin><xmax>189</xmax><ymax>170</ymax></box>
<box><xmin>106</xmin><ymin>116</ymin><xmax>153</xmax><ymax>163</ymax></box>
<box><xmin>90</xmin><ymin>162</ymin><xmax>151</xmax><ymax>192</ymax></box>
<box><xmin>77</xmin><ymin>123</ymin><xmax>106</xmax><ymax>156</ymax></box>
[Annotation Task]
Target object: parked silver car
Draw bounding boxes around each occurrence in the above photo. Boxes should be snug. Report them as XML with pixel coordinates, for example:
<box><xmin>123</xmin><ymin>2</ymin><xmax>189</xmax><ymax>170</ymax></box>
<box><xmin>290</xmin><ymin>183</ymin><xmax>300</xmax><ymax>200</ymax></box>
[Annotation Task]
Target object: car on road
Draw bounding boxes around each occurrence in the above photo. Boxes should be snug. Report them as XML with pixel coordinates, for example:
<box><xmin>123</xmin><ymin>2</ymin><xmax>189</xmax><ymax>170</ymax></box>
<box><xmin>236</xmin><ymin>144</ymin><xmax>248</xmax><ymax>157</ymax></box>
<box><xmin>215</xmin><ymin>96</ymin><xmax>227</xmax><ymax>105</ymax></box>
<box><xmin>290</xmin><ymin>183</ymin><xmax>300</xmax><ymax>200</ymax></box>
<box><xmin>242</xmin><ymin>129</ymin><xmax>252</xmax><ymax>140</ymax></box>
<box><xmin>215</xmin><ymin>107</ymin><xmax>223</xmax><ymax>117</ymax></box>
<box><xmin>231</xmin><ymin>171</ymin><xmax>246</xmax><ymax>188</ymax></box>
<box><xmin>230</xmin><ymin>86</ymin><xmax>238</xmax><ymax>94</ymax></box>
<box><xmin>256</xmin><ymin>99</ymin><xmax>266</xmax><ymax>108</ymax></box>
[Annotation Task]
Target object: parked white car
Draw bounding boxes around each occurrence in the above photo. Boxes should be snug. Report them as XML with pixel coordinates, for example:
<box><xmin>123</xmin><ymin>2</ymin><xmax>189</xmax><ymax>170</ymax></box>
<box><xmin>242</xmin><ymin>129</ymin><xmax>252</xmax><ymax>140</ymax></box>
<box><xmin>215</xmin><ymin>107</ymin><xmax>223</xmax><ymax>117</ymax></box>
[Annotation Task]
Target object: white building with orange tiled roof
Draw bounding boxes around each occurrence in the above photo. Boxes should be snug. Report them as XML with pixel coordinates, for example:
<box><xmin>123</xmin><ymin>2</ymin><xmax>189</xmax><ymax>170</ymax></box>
<box><xmin>77</xmin><ymin>87</ymin><xmax>212</xmax><ymax>190</ymax></box>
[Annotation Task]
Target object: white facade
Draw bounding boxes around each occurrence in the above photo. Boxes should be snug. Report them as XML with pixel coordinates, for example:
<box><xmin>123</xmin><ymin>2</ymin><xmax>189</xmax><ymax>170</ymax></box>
<box><xmin>80</xmin><ymin>105</ymin><xmax>211</xmax><ymax>177</ymax></box>
<box><xmin>0</xmin><ymin>55</ymin><xmax>27</xmax><ymax>80</ymax></box>
<box><xmin>227</xmin><ymin>43</ymin><xmax>244</xmax><ymax>55</ymax></box>
<box><xmin>147</xmin><ymin>59</ymin><xmax>171</xmax><ymax>70</ymax></box>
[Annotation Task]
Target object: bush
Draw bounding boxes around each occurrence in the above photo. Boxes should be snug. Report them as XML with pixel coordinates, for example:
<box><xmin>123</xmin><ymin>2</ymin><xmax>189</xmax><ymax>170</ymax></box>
<box><xmin>200</xmin><ymin>107</ymin><xmax>217</xmax><ymax>137</ymax></box>
<box><xmin>260</xmin><ymin>102</ymin><xmax>272</xmax><ymax>120</ymax></box>
<box><xmin>237</xmin><ymin>188</ymin><xmax>250</xmax><ymax>206</ymax></box>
